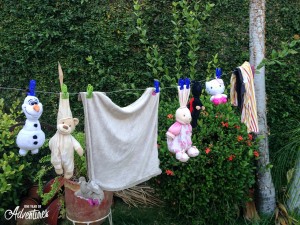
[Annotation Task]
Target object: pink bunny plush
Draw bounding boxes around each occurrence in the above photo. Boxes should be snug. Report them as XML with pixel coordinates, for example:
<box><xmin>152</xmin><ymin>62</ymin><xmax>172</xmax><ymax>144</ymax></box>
<box><xmin>166</xmin><ymin>79</ymin><xmax>199</xmax><ymax>162</ymax></box>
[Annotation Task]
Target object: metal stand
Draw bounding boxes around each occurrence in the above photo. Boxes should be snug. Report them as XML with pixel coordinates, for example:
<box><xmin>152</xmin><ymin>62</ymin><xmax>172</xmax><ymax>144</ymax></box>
<box><xmin>66</xmin><ymin>208</ymin><xmax>113</xmax><ymax>225</ymax></box>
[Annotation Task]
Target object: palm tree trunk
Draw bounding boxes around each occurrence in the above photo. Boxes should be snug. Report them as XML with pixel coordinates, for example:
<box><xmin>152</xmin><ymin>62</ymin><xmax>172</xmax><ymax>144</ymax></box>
<box><xmin>249</xmin><ymin>0</ymin><xmax>276</xmax><ymax>214</ymax></box>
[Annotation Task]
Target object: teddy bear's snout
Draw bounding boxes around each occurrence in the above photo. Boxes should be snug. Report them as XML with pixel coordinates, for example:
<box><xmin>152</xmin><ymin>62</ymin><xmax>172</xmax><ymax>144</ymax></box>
<box><xmin>63</xmin><ymin>125</ymin><xmax>69</xmax><ymax>130</ymax></box>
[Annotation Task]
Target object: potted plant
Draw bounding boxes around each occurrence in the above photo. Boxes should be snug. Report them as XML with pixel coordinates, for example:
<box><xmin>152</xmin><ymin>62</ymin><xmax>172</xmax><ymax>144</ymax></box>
<box><xmin>36</xmin><ymin>132</ymin><xmax>113</xmax><ymax>225</ymax></box>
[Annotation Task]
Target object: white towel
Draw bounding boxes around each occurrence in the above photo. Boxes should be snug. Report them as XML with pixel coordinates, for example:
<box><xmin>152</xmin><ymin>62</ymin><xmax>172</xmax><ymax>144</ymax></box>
<box><xmin>80</xmin><ymin>88</ymin><xmax>161</xmax><ymax>191</ymax></box>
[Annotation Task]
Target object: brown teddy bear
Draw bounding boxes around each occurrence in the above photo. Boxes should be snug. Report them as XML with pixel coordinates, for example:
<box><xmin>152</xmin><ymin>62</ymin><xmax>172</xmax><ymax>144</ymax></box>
<box><xmin>49</xmin><ymin>94</ymin><xmax>84</xmax><ymax>179</ymax></box>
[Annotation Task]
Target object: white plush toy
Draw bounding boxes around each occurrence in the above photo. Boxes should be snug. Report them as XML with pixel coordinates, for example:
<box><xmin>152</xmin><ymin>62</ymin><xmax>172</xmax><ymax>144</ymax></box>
<box><xmin>166</xmin><ymin>79</ymin><xmax>199</xmax><ymax>162</ymax></box>
<box><xmin>205</xmin><ymin>68</ymin><xmax>227</xmax><ymax>105</ymax></box>
<box><xmin>16</xmin><ymin>80</ymin><xmax>45</xmax><ymax>156</ymax></box>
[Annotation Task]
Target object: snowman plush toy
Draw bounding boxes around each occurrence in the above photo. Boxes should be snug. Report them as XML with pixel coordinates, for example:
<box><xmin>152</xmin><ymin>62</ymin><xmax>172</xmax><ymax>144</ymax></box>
<box><xmin>16</xmin><ymin>80</ymin><xmax>45</xmax><ymax>156</ymax></box>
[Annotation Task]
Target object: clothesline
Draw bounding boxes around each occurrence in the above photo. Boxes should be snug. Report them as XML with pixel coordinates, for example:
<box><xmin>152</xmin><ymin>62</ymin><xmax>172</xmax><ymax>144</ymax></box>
<box><xmin>0</xmin><ymin>71</ymin><xmax>233</xmax><ymax>96</ymax></box>
<box><xmin>0</xmin><ymin>86</ymin><xmax>177</xmax><ymax>95</ymax></box>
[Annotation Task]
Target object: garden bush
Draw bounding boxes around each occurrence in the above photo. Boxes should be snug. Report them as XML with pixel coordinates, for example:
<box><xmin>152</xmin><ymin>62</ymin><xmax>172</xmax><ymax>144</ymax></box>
<box><xmin>154</xmin><ymin>93</ymin><xmax>259</xmax><ymax>224</ymax></box>
<box><xmin>0</xmin><ymin>98</ymin><xmax>42</xmax><ymax>218</ymax></box>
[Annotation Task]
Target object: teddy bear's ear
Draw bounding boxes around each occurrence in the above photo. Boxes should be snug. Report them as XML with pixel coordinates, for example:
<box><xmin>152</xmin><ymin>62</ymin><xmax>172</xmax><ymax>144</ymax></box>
<box><xmin>73</xmin><ymin>118</ymin><xmax>79</xmax><ymax>126</ymax></box>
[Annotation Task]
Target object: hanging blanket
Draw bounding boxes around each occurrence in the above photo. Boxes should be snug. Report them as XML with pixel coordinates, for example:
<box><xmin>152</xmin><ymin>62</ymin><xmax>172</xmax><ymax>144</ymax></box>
<box><xmin>80</xmin><ymin>88</ymin><xmax>161</xmax><ymax>191</ymax></box>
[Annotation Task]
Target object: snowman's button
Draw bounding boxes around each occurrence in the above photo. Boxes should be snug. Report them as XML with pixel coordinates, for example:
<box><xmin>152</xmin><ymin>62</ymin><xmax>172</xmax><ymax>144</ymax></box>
<box><xmin>34</xmin><ymin>124</ymin><xmax>38</xmax><ymax>127</ymax></box>
<box><xmin>33</xmin><ymin>135</ymin><xmax>38</xmax><ymax>139</ymax></box>
<box><xmin>33</xmin><ymin>141</ymin><xmax>38</xmax><ymax>145</ymax></box>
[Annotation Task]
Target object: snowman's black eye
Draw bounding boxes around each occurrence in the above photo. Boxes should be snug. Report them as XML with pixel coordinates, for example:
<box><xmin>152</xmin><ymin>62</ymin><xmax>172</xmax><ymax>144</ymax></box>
<box><xmin>28</xmin><ymin>98</ymin><xmax>39</xmax><ymax>105</ymax></box>
<box><xmin>220</xmin><ymin>85</ymin><xmax>221</xmax><ymax>87</ymax></box>
<box><xmin>211</xmin><ymin>87</ymin><xmax>213</xmax><ymax>89</ymax></box>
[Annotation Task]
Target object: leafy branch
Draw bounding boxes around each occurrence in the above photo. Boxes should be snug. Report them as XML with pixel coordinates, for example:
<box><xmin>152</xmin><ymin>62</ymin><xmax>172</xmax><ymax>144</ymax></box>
<box><xmin>258</xmin><ymin>38</ymin><xmax>300</xmax><ymax>70</ymax></box>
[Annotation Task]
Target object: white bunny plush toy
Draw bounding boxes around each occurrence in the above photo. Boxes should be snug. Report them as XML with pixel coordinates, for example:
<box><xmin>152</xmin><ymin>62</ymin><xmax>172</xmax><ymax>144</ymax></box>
<box><xmin>166</xmin><ymin>79</ymin><xmax>199</xmax><ymax>162</ymax></box>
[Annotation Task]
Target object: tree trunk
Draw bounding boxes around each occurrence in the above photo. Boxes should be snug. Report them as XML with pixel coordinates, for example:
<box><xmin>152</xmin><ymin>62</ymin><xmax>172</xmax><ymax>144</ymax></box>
<box><xmin>287</xmin><ymin>151</ymin><xmax>300</xmax><ymax>214</ymax></box>
<box><xmin>249</xmin><ymin>0</ymin><xmax>276</xmax><ymax>215</ymax></box>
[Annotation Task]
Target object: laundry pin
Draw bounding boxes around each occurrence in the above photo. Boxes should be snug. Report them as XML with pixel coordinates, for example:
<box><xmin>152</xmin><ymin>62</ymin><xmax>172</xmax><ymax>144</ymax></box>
<box><xmin>86</xmin><ymin>84</ymin><xmax>94</xmax><ymax>99</ymax></box>
<box><xmin>152</xmin><ymin>79</ymin><xmax>160</xmax><ymax>95</ymax></box>
<box><xmin>27</xmin><ymin>80</ymin><xmax>36</xmax><ymax>96</ymax></box>
<box><xmin>185</xmin><ymin>78</ymin><xmax>190</xmax><ymax>89</ymax></box>
<box><xmin>216</xmin><ymin>68</ymin><xmax>222</xmax><ymax>79</ymax></box>
<box><xmin>178</xmin><ymin>78</ymin><xmax>184</xmax><ymax>90</ymax></box>
<box><xmin>61</xmin><ymin>84</ymin><xmax>69</xmax><ymax>99</ymax></box>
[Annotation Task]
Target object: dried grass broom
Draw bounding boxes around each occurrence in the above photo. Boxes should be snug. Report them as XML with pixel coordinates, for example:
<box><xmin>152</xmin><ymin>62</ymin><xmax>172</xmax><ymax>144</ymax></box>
<box><xmin>114</xmin><ymin>185</ymin><xmax>163</xmax><ymax>207</ymax></box>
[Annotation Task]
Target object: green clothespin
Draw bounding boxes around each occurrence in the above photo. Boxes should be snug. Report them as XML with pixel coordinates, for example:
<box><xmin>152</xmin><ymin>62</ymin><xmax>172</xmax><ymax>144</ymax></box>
<box><xmin>86</xmin><ymin>84</ymin><xmax>93</xmax><ymax>99</ymax></box>
<box><xmin>61</xmin><ymin>83</ymin><xmax>69</xmax><ymax>99</ymax></box>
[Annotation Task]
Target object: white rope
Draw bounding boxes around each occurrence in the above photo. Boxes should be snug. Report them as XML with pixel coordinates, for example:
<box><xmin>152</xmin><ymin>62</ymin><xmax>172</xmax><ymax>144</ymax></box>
<box><xmin>66</xmin><ymin>208</ymin><xmax>113</xmax><ymax>225</ymax></box>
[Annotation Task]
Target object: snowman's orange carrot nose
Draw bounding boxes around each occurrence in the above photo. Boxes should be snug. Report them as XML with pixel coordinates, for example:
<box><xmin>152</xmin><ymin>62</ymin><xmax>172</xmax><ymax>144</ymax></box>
<box><xmin>33</xmin><ymin>104</ymin><xmax>40</xmax><ymax>112</ymax></box>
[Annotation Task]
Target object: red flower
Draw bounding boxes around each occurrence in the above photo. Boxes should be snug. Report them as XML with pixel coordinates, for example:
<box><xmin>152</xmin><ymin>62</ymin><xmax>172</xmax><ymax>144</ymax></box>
<box><xmin>246</xmin><ymin>140</ymin><xmax>252</xmax><ymax>146</ymax></box>
<box><xmin>221</xmin><ymin>122</ymin><xmax>229</xmax><ymax>128</ymax></box>
<box><xmin>205</xmin><ymin>148</ymin><xmax>211</xmax><ymax>154</ymax></box>
<box><xmin>237</xmin><ymin>135</ymin><xmax>243</xmax><ymax>142</ymax></box>
<box><xmin>253</xmin><ymin>151</ymin><xmax>259</xmax><ymax>158</ymax></box>
<box><xmin>228</xmin><ymin>154</ymin><xmax>235</xmax><ymax>161</ymax></box>
<box><xmin>234</xmin><ymin>125</ymin><xmax>240</xmax><ymax>130</ymax></box>
<box><xmin>248</xmin><ymin>134</ymin><xmax>253</xmax><ymax>141</ymax></box>
<box><xmin>167</xmin><ymin>114</ymin><xmax>174</xmax><ymax>119</ymax></box>
<box><xmin>166</xmin><ymin>170</ymin><xmax>175</xmax><ymax>176</ymax></box>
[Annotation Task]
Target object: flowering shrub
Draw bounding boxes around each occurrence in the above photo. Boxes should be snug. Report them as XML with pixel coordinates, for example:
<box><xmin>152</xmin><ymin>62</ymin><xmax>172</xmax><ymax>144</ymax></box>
<box><xmin>154</xmin><ymin>95</ymin><xmax>259</xmax><ymax>224</ymax></box>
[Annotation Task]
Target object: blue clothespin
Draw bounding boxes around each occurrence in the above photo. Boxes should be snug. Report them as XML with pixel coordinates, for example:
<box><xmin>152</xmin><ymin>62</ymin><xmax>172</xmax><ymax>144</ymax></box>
<box><xmin>27</xmin><ymin>80</ymin><xmax>36</xmax><ymax>96</ymax></box>
<box><xmin>154</xmin><ymin>79</ymin><xmax>160</xmax><ymax>93</ymax></box>
<box><xmin>216</xmin><ymin>68</ymin><xmax>222</xmax><ymax>79</ymax></box>
<box><xmin>178</xmin><ymin>78</ymin><xmax>184</xmax><ymax>90</ymax></box>
<box><xmin>185</xmin><ymin>78</ymin><xmax>190</xmax><ymax>89</ymax></box>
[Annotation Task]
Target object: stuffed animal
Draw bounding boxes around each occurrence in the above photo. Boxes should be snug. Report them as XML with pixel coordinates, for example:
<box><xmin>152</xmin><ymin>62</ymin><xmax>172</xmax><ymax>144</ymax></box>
<box><xmin>75</xmin><ymin>177</ymin><xmax>104</xmax><ymax>206</ymax></box>
<box><xmin>187</xmin><ymin>81</ymin><xmax>205</xmax><ymax>128</ymax></box>
<box><xmin>49</xmin><ymin>92</ymin><xmax>84</xmax><ymax>179</ymax></box>
<box><xmin>205</xmin><ymin>68</ymin><xmax>227</xmax><ymax>105</ymax></box>
<box><xmin>166</xmin><ymin>79</ymin><xmax>199</xmax><ymax>162</ymax></box>
<box><xmin>16</xmin><ymin>80</ymin><xmax>45</xmax><ymax>156</ymax></box>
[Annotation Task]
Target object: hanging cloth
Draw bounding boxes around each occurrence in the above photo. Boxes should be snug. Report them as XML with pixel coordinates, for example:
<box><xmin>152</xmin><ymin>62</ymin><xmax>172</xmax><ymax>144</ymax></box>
<box><xmin>230</xmin><ymin>61</ymin><xmax>259</xmax><ymax>133</ymax></box>
<box><xmin>80</xmin><ymin>88</ymin><xmax>161</xmax><ymax>191</ymax></box>
<box><xmin>230</xmin><ymin>68</ymin><xmax>245</xmax><ymax>111</ymax></box>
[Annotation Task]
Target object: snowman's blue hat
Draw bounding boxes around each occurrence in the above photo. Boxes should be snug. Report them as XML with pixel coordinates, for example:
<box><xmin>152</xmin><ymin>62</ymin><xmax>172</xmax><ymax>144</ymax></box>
<box><xmin>27</xmin><ymin>80</ymin><xmax>36</xmax><ymax>96</ymax></box>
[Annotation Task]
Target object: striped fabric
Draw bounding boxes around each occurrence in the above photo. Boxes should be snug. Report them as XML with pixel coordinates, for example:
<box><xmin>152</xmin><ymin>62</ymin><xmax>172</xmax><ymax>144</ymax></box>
<box><xmin>230</xmin><ymin>74</ymin><xmax>238</xmax><ymax>106</ymax></box>
<box><xmin>230</xmin><ymin>62</ymin><xmax>259</xmax><ymax>133</ymax></box>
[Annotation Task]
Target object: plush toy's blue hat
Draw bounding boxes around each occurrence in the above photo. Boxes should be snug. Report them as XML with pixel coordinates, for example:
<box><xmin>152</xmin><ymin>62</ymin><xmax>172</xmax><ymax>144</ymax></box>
<box><xmin>27</xmin><ymin>80</ymin><xmax>36</xmax><ymax>96</ymax></box>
